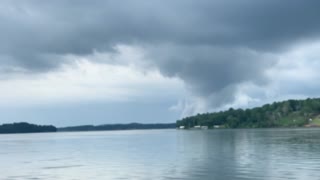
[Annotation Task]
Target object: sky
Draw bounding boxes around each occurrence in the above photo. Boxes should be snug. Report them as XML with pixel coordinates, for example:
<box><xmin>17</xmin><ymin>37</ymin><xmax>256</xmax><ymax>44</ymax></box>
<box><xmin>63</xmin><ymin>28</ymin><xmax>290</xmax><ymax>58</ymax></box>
<box><xmin>1</xmin><ymin>0</ymin><xmax>320</xmax><ymax>127</ymax></box>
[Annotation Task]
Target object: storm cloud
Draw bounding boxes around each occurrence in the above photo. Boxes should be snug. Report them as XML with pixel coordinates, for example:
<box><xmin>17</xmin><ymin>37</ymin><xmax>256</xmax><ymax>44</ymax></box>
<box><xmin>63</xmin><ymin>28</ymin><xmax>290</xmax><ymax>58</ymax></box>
<box><xmin>1</xmin><ymin>0</ymin><xmax>320</xmax><ymax>114</ymax></box>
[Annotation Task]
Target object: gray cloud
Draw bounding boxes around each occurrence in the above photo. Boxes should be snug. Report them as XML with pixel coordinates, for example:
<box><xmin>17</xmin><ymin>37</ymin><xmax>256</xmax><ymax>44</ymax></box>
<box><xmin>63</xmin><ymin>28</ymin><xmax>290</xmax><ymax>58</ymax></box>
<box><xmin>146</xmin><ymin>44</ymin><xmax>275</xmax><ymax>95</ymax></box>
<box><xmin>1</xmin><ymin>0</ymin><xmax>320</xmax><ymax>109</ymax></box>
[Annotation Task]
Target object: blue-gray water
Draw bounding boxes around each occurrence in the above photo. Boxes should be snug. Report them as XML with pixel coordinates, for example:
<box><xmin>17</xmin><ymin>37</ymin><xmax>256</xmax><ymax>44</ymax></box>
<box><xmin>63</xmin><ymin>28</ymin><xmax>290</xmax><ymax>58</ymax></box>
<box><xmin>1</xmin><ymin>128</ymin><xmax>320</xmax><ymax>180</ymax></box>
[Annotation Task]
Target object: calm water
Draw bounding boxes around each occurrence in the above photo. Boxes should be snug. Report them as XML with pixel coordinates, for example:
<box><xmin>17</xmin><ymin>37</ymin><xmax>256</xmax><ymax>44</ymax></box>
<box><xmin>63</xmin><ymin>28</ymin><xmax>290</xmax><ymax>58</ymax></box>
<box><xmin>1</xmin><ymin>129</ymin><xmax>320</xmax><ymax>180</ymax></box>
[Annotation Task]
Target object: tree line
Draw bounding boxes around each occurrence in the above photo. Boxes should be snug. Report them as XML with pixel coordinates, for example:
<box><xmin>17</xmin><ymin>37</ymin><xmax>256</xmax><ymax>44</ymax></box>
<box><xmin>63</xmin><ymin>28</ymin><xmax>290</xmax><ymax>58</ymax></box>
<box><xmin>58</xmin><ymin>123</ymin><xmax>176</xmax><ymax>132</ymax></box>
<box><xmin>177</xmin><ymin>98</ymin><xmax>320</xmax><ymax>128</ymax></box>
<box><xmin>0</xmin><ymin>122</ymin><xmax>57</xmax><ymax>134</ymax></box>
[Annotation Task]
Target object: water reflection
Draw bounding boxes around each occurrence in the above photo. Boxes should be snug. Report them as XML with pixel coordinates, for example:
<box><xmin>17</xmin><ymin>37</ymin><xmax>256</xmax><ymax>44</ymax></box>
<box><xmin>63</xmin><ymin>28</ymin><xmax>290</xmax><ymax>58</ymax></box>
<box><xmin>177</xmin><ymin>129</ymin><xmax>320</xmax><ymax>180</ymax></box>
<box><xmin>1</xmin><ymin>129</ymin><xmax>320</xmax><ymax>180</ymax></box>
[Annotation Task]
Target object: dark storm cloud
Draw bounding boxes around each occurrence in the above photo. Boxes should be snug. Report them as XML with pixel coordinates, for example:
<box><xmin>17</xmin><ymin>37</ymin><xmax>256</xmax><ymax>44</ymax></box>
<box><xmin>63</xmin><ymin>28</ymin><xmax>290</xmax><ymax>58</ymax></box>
<box><xmin>1</xmin><ymin>0</ymin><xmax>320</xmax><ymax>106</ymax></box>
<box><xmin>146</xmin><ymin>44</ymin><xmax>274</xmax><ymax>94</ymax></box>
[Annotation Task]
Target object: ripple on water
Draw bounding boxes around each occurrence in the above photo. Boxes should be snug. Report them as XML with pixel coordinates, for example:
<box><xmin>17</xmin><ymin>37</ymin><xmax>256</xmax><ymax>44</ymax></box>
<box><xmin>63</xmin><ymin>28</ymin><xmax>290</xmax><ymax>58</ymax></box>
<box><xmin>1</xmin><ymin>129</ymin><xmax>320</xmax><ymax>180</ymax></box>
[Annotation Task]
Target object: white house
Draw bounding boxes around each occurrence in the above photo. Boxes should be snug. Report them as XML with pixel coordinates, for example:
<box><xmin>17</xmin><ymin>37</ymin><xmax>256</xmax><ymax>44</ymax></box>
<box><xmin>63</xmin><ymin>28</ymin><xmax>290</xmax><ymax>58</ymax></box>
<box><xmin>201</xmin><ymin>126</ymin><xmax>208</xmax><ymax>130</ymax></box>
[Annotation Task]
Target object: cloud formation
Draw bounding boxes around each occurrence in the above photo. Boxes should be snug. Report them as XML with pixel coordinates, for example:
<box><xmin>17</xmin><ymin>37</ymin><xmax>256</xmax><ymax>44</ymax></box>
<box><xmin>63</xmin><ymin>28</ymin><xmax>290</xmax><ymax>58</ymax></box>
<box><xmin>1</xmin><ymin>0</ymin><xmax>320</xmax><ymax>117</ymax></box>
<box><xmin>0</xmin><ymin>47</ymin><xmax>185</xmax><ymax>106</ymax></box>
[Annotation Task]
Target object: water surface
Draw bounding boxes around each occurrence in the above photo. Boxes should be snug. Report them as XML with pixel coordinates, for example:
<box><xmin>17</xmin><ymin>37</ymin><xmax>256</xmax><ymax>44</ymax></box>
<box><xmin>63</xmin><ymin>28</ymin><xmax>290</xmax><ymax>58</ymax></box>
<box><xmin>1</xmin><ymin>128</ymin><xmax>320</xmax><ymax>180</ymax></box>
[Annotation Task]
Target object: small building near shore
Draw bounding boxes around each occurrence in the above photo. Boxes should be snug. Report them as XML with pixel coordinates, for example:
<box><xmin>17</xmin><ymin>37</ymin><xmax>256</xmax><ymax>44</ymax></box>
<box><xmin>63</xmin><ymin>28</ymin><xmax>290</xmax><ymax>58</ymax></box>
<box><xmin>201</xmin><ymin>126</ymin><xmax>208</xmax><ymax>130</ymax></box>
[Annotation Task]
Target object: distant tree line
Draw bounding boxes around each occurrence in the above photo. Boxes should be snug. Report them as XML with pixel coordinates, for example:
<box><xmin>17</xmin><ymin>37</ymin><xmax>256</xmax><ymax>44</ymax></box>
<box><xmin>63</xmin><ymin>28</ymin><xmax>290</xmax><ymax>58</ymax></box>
<box><xmin>0</xmin><ymin>122</ymin><xmax>57</xmax><ymax>134</ymax></box>
<box><xmin>58</xmin><ymin>123</ymin><xmax>176</xmax><ymax>132</ymax></box>
<box><xmin>177</xmin><ymin>98</ymin><xmax>320</xmax><ymax>128</ymax></box>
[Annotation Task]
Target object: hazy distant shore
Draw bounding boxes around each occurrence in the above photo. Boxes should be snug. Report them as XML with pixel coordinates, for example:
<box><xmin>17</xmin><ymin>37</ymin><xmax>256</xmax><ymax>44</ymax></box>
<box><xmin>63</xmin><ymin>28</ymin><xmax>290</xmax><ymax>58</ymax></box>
<box><xmin>0</xmin><ymin>122</ymin><xmax>176</xmax><ymax>134</ymax></box>
<box><xmin>58</xmin><ymin>123</ymin><xmax>176</xmax><ymax>132</ymax></box>
<box><xmin>0</xmin><ymin>122</ymin><xmax>57</xmax><ymax>134</ymax></box>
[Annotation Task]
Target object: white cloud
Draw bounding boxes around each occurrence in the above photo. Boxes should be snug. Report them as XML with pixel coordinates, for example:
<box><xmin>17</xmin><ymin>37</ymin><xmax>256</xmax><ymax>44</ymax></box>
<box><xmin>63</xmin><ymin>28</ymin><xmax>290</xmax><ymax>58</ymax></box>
<box><xmin>225</xmin><ymin>40</ymin><xmax>320</xmax><ymax>110</ymax></box>
<box><xmin>169</xmin><ymin>97</ymin><xmax>208</xmax><ymax>118</ymax></box>
<box><xmin>0</xmin><ymin>46</ymin><xmax>186</xmax><ymax>107</ymax></box>
<box><xmin>266</xmin><ymin>41</ymin><xmax>320</xmax><ymax>98</ymax></box>
<box><xmin>2</xmin><ymin>40</ymin><xmax>320</xmax><ymax>118</ymax></box>
<box><xmin>172</xmin><ymin>40</ymin><xmax>320</xmax><ymax>116</ymax></box>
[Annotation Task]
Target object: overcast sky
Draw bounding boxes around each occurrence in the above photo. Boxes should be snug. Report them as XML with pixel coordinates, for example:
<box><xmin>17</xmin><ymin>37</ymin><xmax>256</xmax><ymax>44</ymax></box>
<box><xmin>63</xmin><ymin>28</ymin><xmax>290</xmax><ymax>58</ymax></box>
<box><xmin>1</xmin><ymin>0</ymin><xmax>320</xmax><ymax>126</ymax></box>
